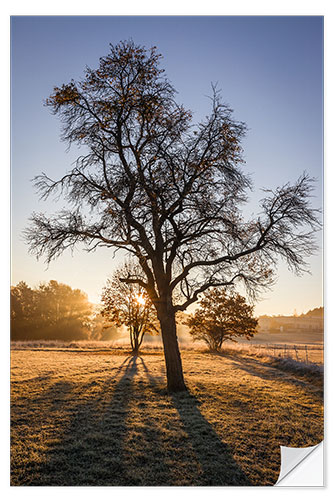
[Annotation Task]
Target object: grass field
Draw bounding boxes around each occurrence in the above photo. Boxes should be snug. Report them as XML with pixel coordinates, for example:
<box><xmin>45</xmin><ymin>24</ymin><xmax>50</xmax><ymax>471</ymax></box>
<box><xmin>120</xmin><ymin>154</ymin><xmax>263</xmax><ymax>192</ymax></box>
<box><xmin>11</xmin><ymin>346</ymin><xmax>323</xmax><ymax>486</ymax></box>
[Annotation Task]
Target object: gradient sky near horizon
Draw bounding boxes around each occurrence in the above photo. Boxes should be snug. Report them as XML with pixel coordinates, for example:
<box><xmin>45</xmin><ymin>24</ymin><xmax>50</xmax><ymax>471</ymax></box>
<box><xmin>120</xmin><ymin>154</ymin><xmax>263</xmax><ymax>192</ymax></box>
<box><xmin>11</xmin><ymin>16</ymin><xmax>323</xmax><ymax>316</ymax></box>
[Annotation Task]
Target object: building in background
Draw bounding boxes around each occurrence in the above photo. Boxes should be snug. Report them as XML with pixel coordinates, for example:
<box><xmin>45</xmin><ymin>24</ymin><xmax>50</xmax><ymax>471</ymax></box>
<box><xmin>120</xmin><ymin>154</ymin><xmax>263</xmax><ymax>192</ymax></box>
<box><xmin>258</xmin><ymin>308</ymin><xmax>323</xmax><ymax>333</ymax></box>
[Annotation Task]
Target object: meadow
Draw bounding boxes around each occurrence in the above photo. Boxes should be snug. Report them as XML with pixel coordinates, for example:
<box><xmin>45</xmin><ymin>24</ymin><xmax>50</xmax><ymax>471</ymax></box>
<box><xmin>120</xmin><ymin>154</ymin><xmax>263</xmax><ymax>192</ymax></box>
<box><xmin>10</xmin><ymin>343</ymin><xmax>323</xmax><ymax>486</ymax></box>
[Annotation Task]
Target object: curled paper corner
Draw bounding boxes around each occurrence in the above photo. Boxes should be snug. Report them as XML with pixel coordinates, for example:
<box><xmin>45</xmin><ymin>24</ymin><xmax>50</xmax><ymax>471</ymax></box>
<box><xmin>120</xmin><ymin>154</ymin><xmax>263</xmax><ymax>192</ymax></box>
<box><xmin>275</xmin><ymin>441</ymin><xmax>324</xmax><ymax>486</ymax></box>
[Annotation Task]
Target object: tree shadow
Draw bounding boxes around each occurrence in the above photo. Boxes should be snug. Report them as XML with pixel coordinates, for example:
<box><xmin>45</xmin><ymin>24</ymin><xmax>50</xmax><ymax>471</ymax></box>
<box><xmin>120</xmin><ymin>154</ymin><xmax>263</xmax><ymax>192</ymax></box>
<box><xmin>213</xmin><ymin>351</ymin><xmax>323</xmax><ymax>397</ymax></box>
<box><xmin>172</xmin><ymin>394</ymin><xmax>251</xmax><ymax>485</ymax></box>
<box><xmin>19</xmin><ymin>356</ymin><xmax>141</xmax><ymax>485</ymax></box>
<box><xmin>139</xmin><ymin>356</ymin><xmax>252</xmax><ymax>486</ymax></box>
<box><xmin>12</xmin><ymin>355</ymin><xmax>251</xmax><ymax>486</ymax></box>
<box><xmin>138</xmin><ymin>356</ymin><xmax>166</xmax><ymax>391</ymax></box>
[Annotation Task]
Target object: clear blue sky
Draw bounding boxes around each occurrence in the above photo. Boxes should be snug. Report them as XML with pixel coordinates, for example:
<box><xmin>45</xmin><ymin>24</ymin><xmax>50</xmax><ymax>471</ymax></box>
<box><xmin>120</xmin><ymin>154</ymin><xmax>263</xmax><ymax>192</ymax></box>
<box><xmin>11</xmin><ymin>16</ymin><xmax>323</xmax><ymax>315</ymax></box>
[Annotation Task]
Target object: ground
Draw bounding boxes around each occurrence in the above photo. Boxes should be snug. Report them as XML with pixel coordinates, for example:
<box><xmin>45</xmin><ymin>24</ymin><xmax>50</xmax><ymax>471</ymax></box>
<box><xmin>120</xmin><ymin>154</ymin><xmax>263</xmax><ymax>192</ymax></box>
<box><xmin>10</xmin><ymin>346</ymin><xmax>323</xmax><ymax>486</ymax></box>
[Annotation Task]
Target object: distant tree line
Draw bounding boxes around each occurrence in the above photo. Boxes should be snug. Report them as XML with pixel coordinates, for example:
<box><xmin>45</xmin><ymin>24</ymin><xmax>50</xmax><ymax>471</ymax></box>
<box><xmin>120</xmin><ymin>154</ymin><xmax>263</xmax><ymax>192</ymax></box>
<box><xmin>11</xmin><ymin>280</ymin><xmax>94</xmax><ymax>341</ymax></box>
<box><xmin>302</xmin><ymin>307</ymin><xmax>323</xmax><ymax>318</ymax></box>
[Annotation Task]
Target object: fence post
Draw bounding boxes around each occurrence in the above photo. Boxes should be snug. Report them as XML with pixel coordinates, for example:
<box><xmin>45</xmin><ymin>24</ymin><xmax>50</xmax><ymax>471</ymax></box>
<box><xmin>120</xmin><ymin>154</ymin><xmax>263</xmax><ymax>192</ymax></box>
<box><xmin>294</xmin><ymin>345</ymin><xmax>299</xmax><ymax>362</ymax></box>
<box><xmin>305</xmin><ymin>345</ymin><xmax>308</xmax><ymax>364</ymax></box>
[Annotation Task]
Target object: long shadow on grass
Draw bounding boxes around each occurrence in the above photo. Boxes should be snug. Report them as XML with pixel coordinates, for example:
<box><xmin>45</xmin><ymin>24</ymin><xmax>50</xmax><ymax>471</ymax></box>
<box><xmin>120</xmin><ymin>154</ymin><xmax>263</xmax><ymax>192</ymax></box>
<box><xmin>213</xmin><ymin>352</ymin><xmax>323</xmax><ymax>397</ymax></box>
<box><xmin>25</xmin><ymin>356</ymin><xmax>143</xmax><ymax>485</ymax></box>
<box><xmin>14</xmin><ymin>355</ymin><xmax>251</xmax><ymax>486</ymax></box>
<box><xmin>26</xmin><ymin>355</ymin><xmax>200</xmax><ymax>486</ymax></box>
<box><xmin>139</xmin><ymin>357</ymin><xmax>252</xmax><ymax>486</ymax></box>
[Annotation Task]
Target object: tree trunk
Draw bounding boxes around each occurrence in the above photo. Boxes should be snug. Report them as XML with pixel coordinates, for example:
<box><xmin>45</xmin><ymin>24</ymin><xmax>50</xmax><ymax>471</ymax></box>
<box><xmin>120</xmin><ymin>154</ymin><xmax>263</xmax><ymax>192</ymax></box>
<box><xmin>132</xmin><ymin>327</ymin><xmax>139</xmax><ymax>355</ymax></box>
<box><xmin>132</xmin><ymin>346</ymin><xmax>139</xmax><ymax>355</ymax></box>
<box><xmin>158</xmin><ymin>302</ymin><xmax>187</xmax><ymax>393</ymax></box>
<box><xmin>129</xmin><ymin>327</ymin><xmax>134</xmax><ymax>351</ymax></box>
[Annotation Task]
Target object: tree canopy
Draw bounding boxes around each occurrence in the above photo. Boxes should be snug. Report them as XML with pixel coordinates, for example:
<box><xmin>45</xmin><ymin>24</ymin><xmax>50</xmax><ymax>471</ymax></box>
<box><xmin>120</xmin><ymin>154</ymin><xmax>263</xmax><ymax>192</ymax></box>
<box><xmin>186</xmin><ymin>288</ymin><xmax>258</xmax><ymax>351</ymax></box>
<box><xmin>101</xmin><ymin>262</ymin><xmax>159</xmax><ymax>353</ymax></box>
<box><xmin>11</xmin><ymin>280</ymin><xmax>93</xmax><ymax>341</ymax></box>
<box><xmin>25</xmin><ymin>40</ymin><xmax>321</xmax><ymax>391</ymax></box>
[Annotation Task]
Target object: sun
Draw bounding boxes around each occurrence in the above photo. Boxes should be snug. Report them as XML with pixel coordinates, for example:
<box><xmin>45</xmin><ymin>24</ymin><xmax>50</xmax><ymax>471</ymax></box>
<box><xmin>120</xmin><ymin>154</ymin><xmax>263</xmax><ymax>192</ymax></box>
<box><xmin>134</xmin><ymin>293</ymin><xmax>146</xmax><ymax>306</ymax></box>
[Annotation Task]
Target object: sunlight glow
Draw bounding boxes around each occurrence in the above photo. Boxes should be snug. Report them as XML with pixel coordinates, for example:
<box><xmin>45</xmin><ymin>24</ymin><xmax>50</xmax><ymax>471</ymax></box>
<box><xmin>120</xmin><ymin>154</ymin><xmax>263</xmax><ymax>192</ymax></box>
<box><xmin>134</xmin><ymin>293</ymin><xmax>146</xmax><ymax>306</ymax></box>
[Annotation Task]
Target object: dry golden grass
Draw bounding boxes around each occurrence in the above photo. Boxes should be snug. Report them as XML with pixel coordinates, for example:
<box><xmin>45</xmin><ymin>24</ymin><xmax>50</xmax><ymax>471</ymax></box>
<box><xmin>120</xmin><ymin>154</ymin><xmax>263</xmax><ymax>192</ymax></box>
<box><xmin>217</xmin><ymin>341</ymin><xmax>324</xmax><ymax>365</ymax></box>
<box><xmin>11</xmin><ymin>347</ymin><xmax>323</xmax><ymax>486</ymax></box>
<box><xmin>11</xmin><ymin>337</ymin><xmax>324</xmax><ymax>364</ymax></box>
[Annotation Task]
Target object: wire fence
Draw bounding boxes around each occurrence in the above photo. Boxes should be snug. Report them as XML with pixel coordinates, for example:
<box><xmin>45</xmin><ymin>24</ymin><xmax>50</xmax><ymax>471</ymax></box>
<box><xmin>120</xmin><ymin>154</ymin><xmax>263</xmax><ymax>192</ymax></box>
<box><xmin>251</xmin><ymin>343</ymin><xmax>323</xmax><ymax>364</ymax></box>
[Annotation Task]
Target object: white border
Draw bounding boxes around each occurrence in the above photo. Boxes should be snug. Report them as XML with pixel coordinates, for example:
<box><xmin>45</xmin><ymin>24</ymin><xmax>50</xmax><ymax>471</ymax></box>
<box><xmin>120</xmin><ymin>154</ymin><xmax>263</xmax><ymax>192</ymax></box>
<box><xmin>2</xmin><ymin>2</ymin><xmax>332</xmax><ymax>498</ymax></box>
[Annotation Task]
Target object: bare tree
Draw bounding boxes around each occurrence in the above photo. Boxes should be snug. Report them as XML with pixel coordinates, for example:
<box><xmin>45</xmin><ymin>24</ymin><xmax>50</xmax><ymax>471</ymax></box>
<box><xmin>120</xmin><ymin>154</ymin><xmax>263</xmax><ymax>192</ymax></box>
<box><xmin>25</xmin><ymin>40</ymin><xmax>321</xmax><ymax>392</ymax></box>
<box><xmin>101</xmin><ymin>262</ymin><xmax>159</xmax><ymax>354</ymax></box>
<box><xmin>186</xmin><ymin>288</ymin><xmax>258</xmax><ymax>351</ymax></box>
